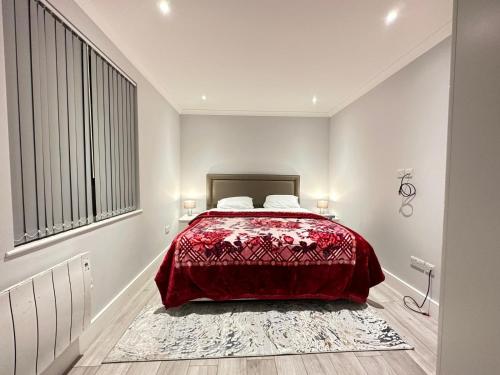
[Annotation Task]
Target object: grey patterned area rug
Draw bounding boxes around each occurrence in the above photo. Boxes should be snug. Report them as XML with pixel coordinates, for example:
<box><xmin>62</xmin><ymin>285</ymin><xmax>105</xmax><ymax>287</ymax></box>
<box><xmin>104</xmin><ymin>300</ymin><xmax>412</xmax><ymax>363</ymax></box>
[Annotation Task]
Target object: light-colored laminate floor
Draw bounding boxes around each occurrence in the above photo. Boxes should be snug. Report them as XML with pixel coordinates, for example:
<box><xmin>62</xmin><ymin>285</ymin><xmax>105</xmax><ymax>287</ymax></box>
<box><xmin>69</xmin><ymin>281</ymin><xmax>438</xmax><ymax>375</ymax></box>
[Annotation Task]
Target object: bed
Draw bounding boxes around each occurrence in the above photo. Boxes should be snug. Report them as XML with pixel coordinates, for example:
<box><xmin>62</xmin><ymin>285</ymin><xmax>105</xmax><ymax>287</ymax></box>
<box><xmin>155</xmin><ymin>174</ymin><xmax>384</xmax><ymax>308</ymax></box>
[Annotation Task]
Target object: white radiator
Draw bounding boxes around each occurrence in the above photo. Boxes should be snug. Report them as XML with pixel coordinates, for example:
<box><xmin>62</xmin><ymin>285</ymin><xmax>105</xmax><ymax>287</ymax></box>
<box><xmin>0</xmin><ymin>253</ymin><xmax>92</xmax><ymax>375</ymax></box>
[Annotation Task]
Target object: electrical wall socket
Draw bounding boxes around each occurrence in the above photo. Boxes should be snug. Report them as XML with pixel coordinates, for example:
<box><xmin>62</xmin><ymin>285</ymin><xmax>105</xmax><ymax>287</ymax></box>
<box><xmin>411</xmin><ymin>256</ymin><xmax>435</xmax><ymax>272</ymax></box>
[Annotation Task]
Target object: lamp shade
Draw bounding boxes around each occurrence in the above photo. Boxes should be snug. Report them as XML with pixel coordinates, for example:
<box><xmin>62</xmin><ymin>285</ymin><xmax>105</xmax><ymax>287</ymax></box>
<box><xmin>317</xmin><ymin>200</ymin><xmax>329</xmax><ymax>209</ymax></box>
<box><xmin>183</xmin><ymin>200</ymin><xmax>196</xmax><ymax>209</ymax></box>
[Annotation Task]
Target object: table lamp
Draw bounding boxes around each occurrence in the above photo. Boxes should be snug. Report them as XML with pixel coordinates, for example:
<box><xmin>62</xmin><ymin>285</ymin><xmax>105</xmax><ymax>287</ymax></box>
<box><xmin>183</xmin><ymin>200</ymin><xmax>196</xmax><ymax>216</ymax></box>
<box><xmin>317</xmin><ymin>200</ymin><xmax>329</xmax><ymax>214</ymax></box>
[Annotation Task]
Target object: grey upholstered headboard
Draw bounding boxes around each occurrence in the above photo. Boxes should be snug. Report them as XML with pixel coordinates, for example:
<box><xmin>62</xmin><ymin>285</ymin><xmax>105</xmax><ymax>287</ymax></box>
<box><xmin>206</xmin><ymin>174</ymin><xmax>300</xmax><ymax>209</ymax></box>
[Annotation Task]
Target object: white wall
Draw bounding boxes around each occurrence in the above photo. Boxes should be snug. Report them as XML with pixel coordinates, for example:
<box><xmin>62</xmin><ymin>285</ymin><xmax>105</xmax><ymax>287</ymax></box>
<box><xmin>438</xmin><ymin>0</ymin><xmax>500</xmax><ymax>373</ymax></box>
<box><xmin>0</xmin><ymin>0</ymin><xmax>180</xmax><ymax>316</ymax></box>
<box><xmin>180</xmin><ymin>115</ymin><xmax>330</xmax><ymax>211</ymax></box>
<box><xmin>329</xmin><ymin>39</ymin><xmax>451</xmax><ymax>302</ymax></box>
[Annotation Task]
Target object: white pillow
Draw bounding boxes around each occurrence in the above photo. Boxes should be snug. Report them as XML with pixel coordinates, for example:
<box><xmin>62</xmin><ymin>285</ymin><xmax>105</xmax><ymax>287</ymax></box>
<box><xmin>217</xmin><ymin>196</ymin><xmax>254</xmax><ymax>210</ymax></box>
<box><xmin>263</xmin><ymin>195</ymin><xmax>300</xmax><ymax>209</ymax></box>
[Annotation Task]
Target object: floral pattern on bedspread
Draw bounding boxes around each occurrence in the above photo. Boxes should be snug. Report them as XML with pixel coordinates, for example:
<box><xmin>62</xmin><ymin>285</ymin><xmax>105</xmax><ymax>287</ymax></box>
<box><xmin>175</xmin><ymin>216</ymin><xmax>356</xmax><ymax>267</ymax></box>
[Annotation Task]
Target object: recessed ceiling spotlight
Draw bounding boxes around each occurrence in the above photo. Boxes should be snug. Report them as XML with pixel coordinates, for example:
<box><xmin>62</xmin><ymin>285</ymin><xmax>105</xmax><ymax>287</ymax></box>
<box><xmin>158</xmin><ymin>1</ymin><xmax>171</xmax><ymax>15</ymax></box>
<box><xmin>385</xmin><ymin>9</ymin><xmax>399</xmax><ymax>25</ymax></box>
<box><xmin>201</xmin><ymin>95</ymin><xmax>207</xmax><ymax>101</ymax></box>
<box><xmin>312</xmin><ymin>96</ymin><xmax>318</xmax><ymax>105</ymax></box>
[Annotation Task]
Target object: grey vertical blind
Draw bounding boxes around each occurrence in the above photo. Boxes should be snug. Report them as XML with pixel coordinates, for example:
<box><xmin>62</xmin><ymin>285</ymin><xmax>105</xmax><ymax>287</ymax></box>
<box><xmin>89</xmin><ymin>51</ymin><xmax>137</xmax><ymax>221</ymax></box>
<box><xmin>3</xmin><ymin>0</ymin><xmax>138</xmax><ymax>246</ymax></box>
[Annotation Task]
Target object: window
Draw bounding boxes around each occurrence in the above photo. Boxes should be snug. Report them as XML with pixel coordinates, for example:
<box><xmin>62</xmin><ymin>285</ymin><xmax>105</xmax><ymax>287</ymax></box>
<box><xmin>3</xmin><ymin>0</ymin><xmax>138</xmax><ymax>246</ymax></box>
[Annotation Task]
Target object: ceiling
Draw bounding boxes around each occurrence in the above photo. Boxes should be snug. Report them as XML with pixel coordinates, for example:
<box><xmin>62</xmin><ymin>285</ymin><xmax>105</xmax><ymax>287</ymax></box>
<box><xmin>74</xmin><ymin>0</ymin><xmax>452</xmax><ymax>117</ymax></box>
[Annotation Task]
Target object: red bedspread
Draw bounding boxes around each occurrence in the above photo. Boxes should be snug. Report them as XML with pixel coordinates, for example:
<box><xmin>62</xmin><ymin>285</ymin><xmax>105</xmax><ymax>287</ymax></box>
<box><xmin>155</xmin><ymin>211</ymin><xmax>384</xmax><ymax>308</ymax></box>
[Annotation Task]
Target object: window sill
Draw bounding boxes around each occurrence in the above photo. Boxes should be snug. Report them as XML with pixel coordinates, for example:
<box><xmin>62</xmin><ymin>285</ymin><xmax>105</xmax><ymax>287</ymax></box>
<box><xmin>5</xmin><ymin>209</ymin><xmax>143</xmax><ymax>259</ymax></box>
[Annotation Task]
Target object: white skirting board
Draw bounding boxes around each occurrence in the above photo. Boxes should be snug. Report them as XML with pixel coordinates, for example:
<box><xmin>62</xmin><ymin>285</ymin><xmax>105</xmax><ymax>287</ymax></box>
<box><xmin>382</xmin><ymin>267</ymin><xmax>440</xmax><ymax>318</ymax></box>
<box><xmin>41</xmin><ymin>248</ymin><xmax>168</xmax><ymax>375</ymax></box>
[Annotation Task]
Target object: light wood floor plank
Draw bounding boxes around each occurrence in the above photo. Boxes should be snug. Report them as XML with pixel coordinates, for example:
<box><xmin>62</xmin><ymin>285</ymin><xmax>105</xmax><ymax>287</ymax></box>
<box><xmin>275</xmin><ymin>355</ymin><xmax>307</xmax><ymax>375</ymax></box>
<box><xmin>246</xmin><ymin>357</ymin><xmax>277</xmax><ymax>375</ymax></box>
<box><xmin>95</xmin><ymin>363</ymin><xmax>131</xmax><ymax>375</ymax></box>
<box><xmin>187</xmin><ymin>365</ymin><xmax>218</xmax><ymax>375</ymax></box>
<box><xmin>217</xmin><ymin>357</ymin><xmax>246</xmax><ymax>375</ymax></box>
<box><xmin>328</xmin><ymin>352</ymin><xmax>367</xmax><ymax>375</ymax></box>
<box><xmin>67</xmin><ymin>366</ymin><xmax>100</xmax><ymax>375</ymax></box>
<box><xmin>358</xmin><ymin>355</ymin><xmax>397</xmax><ymax>375</ymax></box>
<box><xmin>156</xmin><ymin>360</ymin><xmax>191</xmax><ymax>375</ymax></box>
<box><xmin>369</xmin><ymin>286</ymin><xmax>394</xmax><ymax>303</ymax></box>
<box><xmin>376</xmin><ymin>284</ymin><xmax>402</xmax><ymax>303</ymax></box>
<box><xmin>383</xmin><ymin>351</ymin><xmax>427</xmax><ymax>375</ymax></box>
<box><xmin>189</xmin><ymin>359</ymin><xmax>219</xmax><ymax>366</ymax></box>
<box><xmin>146</xmin><ymin>284</ymin><xmax>164</xmax><ymax>306</ymax></box>
<box><xmin>301</xmin><ymin>353</ymin><xmax>338</xmax><ymax>375</ymax></box>
<box><xmin>354</xmin><ymin>351</ymin><xmax>382</xmax><ymax>357</ymax></box>
<box><xmin>126</xmin><ymin>361</ymin><xmax>161</xmax><ymax>374</ymax></box>
<box><xmin>387</xmin><ymin>301</ymin><xmax>438</xmax><ymax>342</ymax></box>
